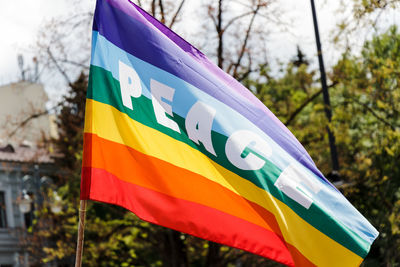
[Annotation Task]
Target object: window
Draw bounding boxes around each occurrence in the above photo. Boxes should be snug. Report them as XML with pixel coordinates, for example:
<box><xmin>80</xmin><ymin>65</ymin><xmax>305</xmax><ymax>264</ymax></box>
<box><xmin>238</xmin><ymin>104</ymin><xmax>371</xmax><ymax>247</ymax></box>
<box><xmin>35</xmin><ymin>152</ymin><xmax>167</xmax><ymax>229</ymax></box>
<box><xmin>0</xmin><ymin>192</ymin><xmax>7</xmax><ymax>228</ymax></box>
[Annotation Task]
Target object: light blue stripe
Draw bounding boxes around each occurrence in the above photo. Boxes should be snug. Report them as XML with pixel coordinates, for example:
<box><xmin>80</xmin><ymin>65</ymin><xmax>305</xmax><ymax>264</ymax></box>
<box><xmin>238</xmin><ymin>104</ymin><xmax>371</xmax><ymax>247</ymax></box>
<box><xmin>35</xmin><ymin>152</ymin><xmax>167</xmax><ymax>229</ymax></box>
<box><xmin>91</xmin><ymin>31</ymin><xmax>290</xmax><ymax>169</ymax></box>
<box><xmin>91</xmin><ymin>30</ymin><xmax>378</xmax><ymax>244</ymax></box>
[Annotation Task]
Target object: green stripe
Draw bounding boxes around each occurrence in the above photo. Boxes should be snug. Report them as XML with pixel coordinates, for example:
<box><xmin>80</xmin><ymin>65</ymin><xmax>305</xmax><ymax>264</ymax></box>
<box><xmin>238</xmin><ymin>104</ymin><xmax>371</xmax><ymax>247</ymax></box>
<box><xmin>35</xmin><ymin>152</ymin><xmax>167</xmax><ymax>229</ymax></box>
<box><xmin>87</xmin><ymin>64</ymin><xmax>370</xmax><ymax>257</ymax></box>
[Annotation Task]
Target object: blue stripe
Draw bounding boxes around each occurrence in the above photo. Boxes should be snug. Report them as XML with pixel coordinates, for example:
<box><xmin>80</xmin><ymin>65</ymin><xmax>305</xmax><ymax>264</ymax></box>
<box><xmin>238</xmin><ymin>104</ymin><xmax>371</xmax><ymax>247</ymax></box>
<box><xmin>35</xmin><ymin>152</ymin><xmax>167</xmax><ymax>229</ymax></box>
<box><xmin>91</xmin><ymin>31</ymin><xmax>291</xmax><ymax>171</ymax></box>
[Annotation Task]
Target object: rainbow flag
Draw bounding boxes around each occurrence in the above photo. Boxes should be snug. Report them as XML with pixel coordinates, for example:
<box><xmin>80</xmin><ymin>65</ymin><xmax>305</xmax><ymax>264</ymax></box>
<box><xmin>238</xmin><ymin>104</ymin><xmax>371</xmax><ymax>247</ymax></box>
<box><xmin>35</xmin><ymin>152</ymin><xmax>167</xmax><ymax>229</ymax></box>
<box><xmin>81</xmin><ymin>0</ymin><xmax>378</xmax><ymax>265</ymax></box>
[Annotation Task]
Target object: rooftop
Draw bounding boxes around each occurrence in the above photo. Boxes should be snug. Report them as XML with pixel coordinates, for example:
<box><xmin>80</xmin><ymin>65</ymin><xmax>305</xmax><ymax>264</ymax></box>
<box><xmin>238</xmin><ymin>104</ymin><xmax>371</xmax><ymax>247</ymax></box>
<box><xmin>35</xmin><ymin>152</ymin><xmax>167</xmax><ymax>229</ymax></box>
<box><xmin>0</xmin><ymin>144</ymin><xmax>54</xmax><ymax>164</ymax></box>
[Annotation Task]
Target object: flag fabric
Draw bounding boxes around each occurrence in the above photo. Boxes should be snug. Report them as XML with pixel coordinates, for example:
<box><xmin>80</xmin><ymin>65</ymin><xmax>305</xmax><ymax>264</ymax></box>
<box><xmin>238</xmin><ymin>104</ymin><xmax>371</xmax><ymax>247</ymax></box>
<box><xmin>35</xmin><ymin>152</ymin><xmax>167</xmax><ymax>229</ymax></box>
<box><xmin>81</xmin><ymin>0</ymin><xmax>378</xmax><ymax>265</ymax></box>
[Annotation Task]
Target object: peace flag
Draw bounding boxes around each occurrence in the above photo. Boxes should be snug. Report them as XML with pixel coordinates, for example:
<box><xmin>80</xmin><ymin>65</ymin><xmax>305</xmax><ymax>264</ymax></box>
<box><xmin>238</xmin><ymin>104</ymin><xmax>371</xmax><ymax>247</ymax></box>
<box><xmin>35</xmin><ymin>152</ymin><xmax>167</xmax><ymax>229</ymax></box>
<box><xmin>81</xmin><ymin>0</ymin><xmax>378</xmax><ymax>265</ymax></box>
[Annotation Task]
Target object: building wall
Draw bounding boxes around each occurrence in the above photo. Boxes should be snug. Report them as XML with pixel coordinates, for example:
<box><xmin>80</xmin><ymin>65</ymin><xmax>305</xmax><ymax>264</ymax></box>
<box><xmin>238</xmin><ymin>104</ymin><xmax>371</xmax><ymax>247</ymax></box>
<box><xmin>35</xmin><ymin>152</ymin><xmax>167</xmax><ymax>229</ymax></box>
<box><xmin>0</xmin><ymin>82</ymin><xmax>55</xmax><ymax>146</ymax></box>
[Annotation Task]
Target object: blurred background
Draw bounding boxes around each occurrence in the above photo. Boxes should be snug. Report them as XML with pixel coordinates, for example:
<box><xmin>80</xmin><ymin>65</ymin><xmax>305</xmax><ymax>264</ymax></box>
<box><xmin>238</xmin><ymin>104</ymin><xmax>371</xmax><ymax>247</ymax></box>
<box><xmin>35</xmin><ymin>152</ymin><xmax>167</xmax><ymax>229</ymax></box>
<box><xmin>0</xmin><ymin>0</ymin><xmax>399</xmax><ymax>266</ymax></box>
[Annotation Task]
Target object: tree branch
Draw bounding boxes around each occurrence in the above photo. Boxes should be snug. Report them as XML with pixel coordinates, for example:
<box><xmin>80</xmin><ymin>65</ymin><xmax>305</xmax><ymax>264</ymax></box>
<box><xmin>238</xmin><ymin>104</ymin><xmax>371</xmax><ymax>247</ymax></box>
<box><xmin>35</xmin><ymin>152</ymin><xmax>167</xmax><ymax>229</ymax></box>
<box><xmin>236</xmin><ymin>67</ymin><xmax>252</xmax><ymax>82</ymax></box>
<box><xmin>158</xmin><ymin>0</ymin><xmax>166</xmax><ymax>24</ymax></box>
<box><xmin>151</xmin><ymin>0</ymin><xmax>156</xmax><ymax>16</ymax></box>
<box><xmin>169</xmin><ymin>0</ymin><xmax>186</xmax><ymax>28</ymax></box>
<box><xmin>232</xmin><ymin>4</ymin><xmax>261</xmax><ymax>77</ymax></box>
<box><xmin>284</xmin><ymin>88</ymin><xmax>322</xmax><ymax>126</ymax></box>
<box><xmin>352</xmin><ymin>97</ymin><xmax>397</xmax><ymax>131</ymax></box>
<box><xmin>284</xmin><ymin>82</ymin><xmax>338</xmax><ymax>127</ymax></box>
<box><xmin>207</xmin><ymin>6</ymin><xmax>218</xmax><ymax>31</ymax></box>
<box><xmin>47</xmin><ymin>47</ymin><xmax>72</xmax><ymax>85</ymax></box>
<box><xmin>54</xmin><ymin>58</ymin><xmax>89</xmax><ymax>69</ymax></box>
<box><xmin>235</xmin><ymin>53</ymin><xmax>259</xmax><ymax>82</ymax></box>
<box><xmin>8</xmin><ymin>104</ymin><xmax>61</xmax><ymax>139</ymax></box>
<box><xmin>221</xmin><ymin>11</ymin><xmax>253</xmax><ymax>33</ymax></box>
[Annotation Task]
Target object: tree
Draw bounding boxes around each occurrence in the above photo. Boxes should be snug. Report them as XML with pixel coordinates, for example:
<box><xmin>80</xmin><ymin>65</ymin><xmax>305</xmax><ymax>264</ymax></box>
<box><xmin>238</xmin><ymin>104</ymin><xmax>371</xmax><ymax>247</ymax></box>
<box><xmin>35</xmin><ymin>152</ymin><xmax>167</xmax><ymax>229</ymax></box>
<box><xmin>24</xmin><ymin>73</ymin><xmax>87</xmax><ymax>265</ymax></box>
<box><xmin>330</xmin><ymin>26</ymin><xmax>400</xmax><ymax>265</ymax></box>
<box><xmin>332</xmin><ymin>0</ymin><xmax>400</xmax><ymax>55</ymax></box>
<box><xmin>199</xmin><ymin>0</ymin><xmax>283</xmax><ymax>82</ymax></box>
<box><xmin>251</xmin><ymin>27</ymin><xmax>400</xmax><ymax>266</ymax></box>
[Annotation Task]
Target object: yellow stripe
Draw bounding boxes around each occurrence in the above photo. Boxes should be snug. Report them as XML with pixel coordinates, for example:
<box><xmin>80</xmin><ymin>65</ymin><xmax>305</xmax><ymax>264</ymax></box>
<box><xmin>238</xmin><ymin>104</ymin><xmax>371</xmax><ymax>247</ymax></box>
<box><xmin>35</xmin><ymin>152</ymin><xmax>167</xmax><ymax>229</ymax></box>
<box><xmin>84</xmin><ymin>99</ymin><xmax>363</xmax><ymax>266</ymax></box>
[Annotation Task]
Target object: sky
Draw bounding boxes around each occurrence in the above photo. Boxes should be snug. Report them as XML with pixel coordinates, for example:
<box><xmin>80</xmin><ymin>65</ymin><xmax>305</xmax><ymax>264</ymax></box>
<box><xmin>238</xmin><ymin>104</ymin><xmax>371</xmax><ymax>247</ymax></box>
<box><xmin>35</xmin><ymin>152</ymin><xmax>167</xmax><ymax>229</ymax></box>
<box><xmin>0</xmin><ymin>0</ymin><xmax>71</xmax><ymax>84</ymax></box>
<box><xmin>0</xmin><ymin>0</ymin><xmax>398</xmax><ymax>101</ymax></box>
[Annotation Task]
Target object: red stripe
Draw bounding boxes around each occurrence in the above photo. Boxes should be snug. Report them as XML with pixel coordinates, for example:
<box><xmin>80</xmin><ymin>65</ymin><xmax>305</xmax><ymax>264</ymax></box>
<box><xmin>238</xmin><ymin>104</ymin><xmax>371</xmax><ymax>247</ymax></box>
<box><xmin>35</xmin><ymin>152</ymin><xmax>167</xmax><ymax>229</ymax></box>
<box><xmin>82</xmin><ymin>167</ymin><xmax>295</xmax><ymax>266</ymax></box>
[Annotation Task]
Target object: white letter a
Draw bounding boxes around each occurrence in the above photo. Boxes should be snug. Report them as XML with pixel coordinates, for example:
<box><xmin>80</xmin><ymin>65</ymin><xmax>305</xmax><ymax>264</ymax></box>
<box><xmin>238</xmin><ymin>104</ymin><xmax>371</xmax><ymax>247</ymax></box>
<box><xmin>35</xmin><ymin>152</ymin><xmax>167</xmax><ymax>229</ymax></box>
<box><xmin>185</xmin><ymin>101</ymin><xmax>216</xmax><ymax>156</ymax></box>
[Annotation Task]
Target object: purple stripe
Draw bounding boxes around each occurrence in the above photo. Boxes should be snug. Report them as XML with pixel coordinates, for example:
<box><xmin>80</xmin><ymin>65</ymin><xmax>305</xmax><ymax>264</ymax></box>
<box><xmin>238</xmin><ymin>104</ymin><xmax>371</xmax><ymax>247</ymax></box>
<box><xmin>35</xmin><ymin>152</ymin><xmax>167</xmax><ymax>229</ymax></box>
<box><xmin>94</xmin><ymin>0</ymin><xmax>329</xmax><ymax>184</ymax></box>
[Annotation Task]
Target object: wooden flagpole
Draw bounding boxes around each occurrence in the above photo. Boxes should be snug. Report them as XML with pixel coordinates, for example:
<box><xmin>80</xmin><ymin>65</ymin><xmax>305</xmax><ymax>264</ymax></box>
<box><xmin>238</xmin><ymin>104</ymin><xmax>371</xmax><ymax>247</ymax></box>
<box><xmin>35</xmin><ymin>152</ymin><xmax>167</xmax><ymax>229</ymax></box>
<box><xmin>75</xmin><ymin>200</ymin><xmax>87</xmax><ymax>267</ymax></box>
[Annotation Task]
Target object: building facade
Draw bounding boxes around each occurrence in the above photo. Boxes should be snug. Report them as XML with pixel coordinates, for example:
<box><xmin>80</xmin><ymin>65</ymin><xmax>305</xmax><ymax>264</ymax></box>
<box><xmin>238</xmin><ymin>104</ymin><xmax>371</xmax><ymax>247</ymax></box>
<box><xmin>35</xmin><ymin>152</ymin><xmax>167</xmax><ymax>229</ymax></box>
<box><xmin>0</xmin><ymin>82</ymin><xmax>57</xmax><ymax>146</ymax></box>
<box><xmin>0</xmin><ymin>147</ymin><xmax>54</xmax><ymax>267</ymax></box>
<box><xmin>0</xmin><ymin>82</ymin><xmax>57</xmax><ymax>266</ymax></box>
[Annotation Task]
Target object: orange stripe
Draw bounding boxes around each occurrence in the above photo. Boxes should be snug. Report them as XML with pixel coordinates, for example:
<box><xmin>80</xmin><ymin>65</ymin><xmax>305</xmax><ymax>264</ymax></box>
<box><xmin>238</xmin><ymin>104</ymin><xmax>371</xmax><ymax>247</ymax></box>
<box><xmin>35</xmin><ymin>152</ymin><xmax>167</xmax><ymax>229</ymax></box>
<box><xmin>83</xmin><ymin>132</ymin><xmax>314</xmax><ymax>266</ymax></box>
<box><xmin>83</xmin><ymin>132</ymin><xmax>279</xmax><ymax>234</ymax></box>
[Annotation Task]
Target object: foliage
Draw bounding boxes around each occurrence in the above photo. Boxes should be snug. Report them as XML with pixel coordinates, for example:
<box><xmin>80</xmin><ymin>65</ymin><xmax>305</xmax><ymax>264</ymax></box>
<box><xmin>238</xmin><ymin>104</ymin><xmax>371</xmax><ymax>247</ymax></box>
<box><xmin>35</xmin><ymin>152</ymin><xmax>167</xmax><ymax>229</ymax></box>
<box><xmin>25</xmin><ymin>73</ymin><xmax>87</xmax><ymax>265</ymax></box>
<box><xmin>353</xmin><ymin>0</ymin><xmax>400</xmax><ymax>18</ymax></box>
<box><xmin>250</xmin><ymin>27</ymin><xmax>400</xmax><ymax>265</ymax></box>
<box><xmin>333</xmin><ymin>0</ymin><xmax>400</xmax><ymax>53</ymax></box>
<box><xmin>330</xmin><ymin>26</ymin><xmax>400</xmax><ymax>264</ymax></box>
